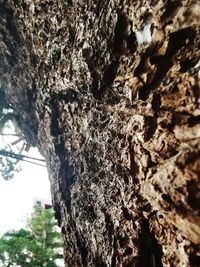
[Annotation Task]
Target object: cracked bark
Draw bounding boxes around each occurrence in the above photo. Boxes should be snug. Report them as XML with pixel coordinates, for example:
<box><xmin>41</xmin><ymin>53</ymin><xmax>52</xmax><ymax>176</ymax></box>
<box><xmin>0</xmin><ymin>0</ymin><xmax>200</xmax><ymax>266</ymax></box>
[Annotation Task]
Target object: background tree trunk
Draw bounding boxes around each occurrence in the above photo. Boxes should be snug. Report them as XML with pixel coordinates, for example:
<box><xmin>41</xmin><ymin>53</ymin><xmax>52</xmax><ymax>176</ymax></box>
<box><xmin>1</xmin><ymin>0</ymin><xmax>200</xmax><ymax>266</ymax></box>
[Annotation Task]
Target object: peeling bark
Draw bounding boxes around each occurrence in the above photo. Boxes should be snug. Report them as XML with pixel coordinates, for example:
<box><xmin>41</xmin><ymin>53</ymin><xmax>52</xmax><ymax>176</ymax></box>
<box><xmin>0</xmin><ymin>0</ymin><xmax>200</xmax><ymax>266</ymax></box>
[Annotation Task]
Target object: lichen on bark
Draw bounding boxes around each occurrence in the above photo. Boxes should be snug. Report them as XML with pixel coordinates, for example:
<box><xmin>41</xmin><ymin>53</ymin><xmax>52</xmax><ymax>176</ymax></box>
<box><xmin>0</xmin><ymin>0</ymin><xmax>200</xmax><ymax>266</ymax></box>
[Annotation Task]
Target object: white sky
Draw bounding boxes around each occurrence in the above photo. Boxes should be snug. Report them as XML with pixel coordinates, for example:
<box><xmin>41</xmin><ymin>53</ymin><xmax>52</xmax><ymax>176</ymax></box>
<box><xmin>0</xmin><ymin>147</ymin><xmax>51</xmax><ymax>233</ymax></box>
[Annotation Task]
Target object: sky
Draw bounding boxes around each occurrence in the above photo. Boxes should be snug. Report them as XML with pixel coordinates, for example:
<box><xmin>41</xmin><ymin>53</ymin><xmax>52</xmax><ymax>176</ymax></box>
<box><xmin>0</xmin><ymin>147</ymin><xmax>51</xmax><ymax>233</ymax></box>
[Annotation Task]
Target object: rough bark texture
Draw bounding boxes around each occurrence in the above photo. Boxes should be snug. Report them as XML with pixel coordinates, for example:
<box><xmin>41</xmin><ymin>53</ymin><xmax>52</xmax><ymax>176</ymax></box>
<box><xmin>1</xmin><ymin>0</ymin><xmax>200</xmax><ymax>266</ymax></box>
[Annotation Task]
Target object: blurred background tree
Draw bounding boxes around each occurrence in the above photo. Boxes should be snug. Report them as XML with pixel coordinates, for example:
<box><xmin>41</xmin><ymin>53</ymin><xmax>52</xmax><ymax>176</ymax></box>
<box><xmin>0</xmin><ymin>87</ymin><xmax>25</xmax><ymax>180</ymax></box>
<box><xmin>0</xmin><ymin>87</ymin><xmax>46</xmax><ymax>180</ymax></box>
<box><xmin>0</xmin><ymin>205</ymin><xmax>63</xmax><ymax>267</ymax></box>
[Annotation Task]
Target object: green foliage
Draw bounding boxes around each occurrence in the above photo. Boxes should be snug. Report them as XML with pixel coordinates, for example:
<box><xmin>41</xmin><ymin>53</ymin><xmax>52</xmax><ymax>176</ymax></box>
<box><xmin>0</xmin><ymin>146</ymin><xmax>22</xmax><ymax>180</ymax></box>
<box><xmin>0</xmin><ymin>87</ymin><xmax>40</xmax><ymax>180</ymax></box>
<box><xmin>0</xmin><ymin>87</ymin><xmax>24</xmax><ymax>180</ymax></box>
<box><xmin>0</xmin><ymin>88</ymin><xmax>18</xmax><ymax>133</ymax></box>
<box><xmin>0</xmin><ymin>143</ymin><xmax>23</xmax><ymax>180</ymax></box>
<box><xmin>0</xmin><ymin>229</ymin><xmax>34</xmax><ymax>267</ymax></box>
<box><xmin>0</xmin><ymin>206</ymin><xmax>63</xmax><ymax>267</ymax></box>
<box><xmin>0</xmin><ymin>90</ymin><xmax>46</xmax><ymax>180</ymax></box>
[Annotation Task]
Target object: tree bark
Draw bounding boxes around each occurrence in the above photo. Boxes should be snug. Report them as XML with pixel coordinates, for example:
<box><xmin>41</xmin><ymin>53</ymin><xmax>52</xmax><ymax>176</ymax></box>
<box><xmin>1</xmin><ymin>0</ymin><xmax>200</xmax><ymax>266</ymax></box>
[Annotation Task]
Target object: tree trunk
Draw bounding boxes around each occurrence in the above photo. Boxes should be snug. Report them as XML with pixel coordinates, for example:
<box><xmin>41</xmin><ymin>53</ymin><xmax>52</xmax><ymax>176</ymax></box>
<box><xmin>1</xmin><ymin>0</ymin><xmax>200</xmax><ymax>266</ymax></box>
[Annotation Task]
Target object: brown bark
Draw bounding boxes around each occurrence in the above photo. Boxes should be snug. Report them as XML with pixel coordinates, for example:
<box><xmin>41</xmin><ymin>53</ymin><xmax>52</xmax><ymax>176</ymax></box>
<box><xmin>1</xmin><ymin>0</ymin><xmax>200</xmax><ymax>266</ymax></box>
